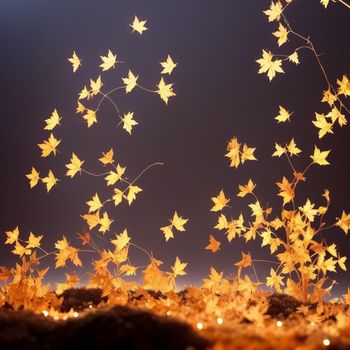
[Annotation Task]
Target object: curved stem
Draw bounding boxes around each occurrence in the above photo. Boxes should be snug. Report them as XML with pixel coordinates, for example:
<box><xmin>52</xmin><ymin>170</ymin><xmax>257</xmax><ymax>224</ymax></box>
<box><xmin>136</xmin><ymin>84</ymin><xmax>157</xmax><ymax>94</ymax></box>
<box><xmin>81</xmin><ymin>168</ymin><xmax>110</xmax><ymax>177</ymax></box>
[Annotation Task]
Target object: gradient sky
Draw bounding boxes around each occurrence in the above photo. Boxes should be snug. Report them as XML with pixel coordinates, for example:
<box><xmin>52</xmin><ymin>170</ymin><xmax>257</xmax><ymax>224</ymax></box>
<box><xmin>1</xmin><ymin>0</ymin><xmax>350</xmax><ymax>296</ymax></box>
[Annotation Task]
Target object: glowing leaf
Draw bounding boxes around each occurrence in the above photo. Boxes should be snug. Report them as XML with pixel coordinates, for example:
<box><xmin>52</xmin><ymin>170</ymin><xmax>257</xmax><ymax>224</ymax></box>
<box><xmin>90</xmin><ymin>76</ymin><xmax>102</xmax><ymax>96</ymax></box>
<box><xmin>156</xmin><ymin>77</ymin><xmax>176</xmax><ymax>104</ymax></box>
<box><xmin>320</xmin><ymin>0</ymin><xmax>330</xmax><ymax>8</ymax></box>
<box><xmin>256</xmin><ymin>49</ymin><xmax>284</xmax><ymax>81</ymax></box>
<box><xmin>287</xmin><ymin>138</ymin><xmax>301</xmax><ymax>156</ymax></box>
<box><xmin>26</xmin><ymin>232</ymin><xmax>43</xmax><ymax>249</ymax></box>
<box><xmin>26</xmin><ymin>167</ymin><xmax>40</xmax><ymax>188</ymax></box>
<box><xmin>235</xmin><ymin>252</ymin><xmax>252</xmax><ymax>269</ymax></box>
<box><xmin>160</xmin><ymin>55</ymin><xmax>177</xmax><ymax>75</ymax></box>
<box><xmin>312</xmin><ymin>113</ymin><xmax>333</xmax><ymax>138</ymax></box>
<box><xmin>66</xmin><ymin>153</ymin><xmax>84</xmax><ymax>178</ymax></box>
<box><xmin>327</xmin><ymin>243</ymin><xmax>337</xmax><ymax>257</ymax></box>
<box><xmin>337</xmin><ymin>75</ymin><xmax>350</xmax><ymax>96</ymax></box>
<box><xmin>225</xmin><ymin>137</ymin><xmax>241</xmax><ymax>168</ymax></box>
<box><xmin>299</xmin><ymin>199</ymin><xmax>318</xmax><ymax>222</ymax></box>
<box><xmin>288</xmin><ymin>51</ymin><xmax>300</xmax><ymax>64</ymax></box>
<box><xmin>122</xmin><ymin>70</ymin><xmax>138</xmax><ymax>93</ymax></box>
<box><xmin>76</xmin><ymin>101</ymin><xmax>85</xmax><ymax>114</ymax></box>
<box><xmin>111</xmin><ymin>229</ymin><xmax>131</xmax><ymax>251</ymax></box>
<box><xmin>130</xmin><ymin>16</ymin><xmax>147</xmax><ymax>34</ymax></box>
<box><xmin>99</xmin><ymin>49</ymin><xmax>117</xmax><ymax>71</ymax></box>
<box><xmin>105</xmin><ymin>164</ymin><xmax>125</xmax><ymax>186</ymax></box>
<box><xmin>273</xmin><ymin>23</ymin><xmax>289</xmax><ymax>46</ymax></box>
<box><xmin>322</xmin><ymin>89</ymin><xmax>337</xmax><ymax>106</ymax></box>
<box><xmin>248</xmin><ymin>201</ymin><xmax>264</xmax><ymax>219</ymax></box>
<box><xmin>120</xmin><ymin>264</ymin><xmax>137</xmax><ymax>276</ymax></box>
<box><xmin>5</xmin><ymin>226</ymin><xmax>19</xmax><ymax>245</ymax></box>
<box><xmin>336</xmin><ymin>211</ymin><xmax>350</xmax><ymax>234</ymax></box>
<box><xmin>266</xmin><ymin>268</ymin><xmax>284</xmax><ymax>293</ymax></box>
<box><xmin>82</xmin><ymin>109</ymin><xmax>97</xmax><ymax>128</ymax></box>
<box><xmin>113</xmin><ymin>188</ymin><xmax>124</xmax><ymax>206</ymax></box>
<box><xmin>275</xmin><ymin>106</ymin><xmax>292</xmax><ymax>123</ymax></box>
<box><xmin>241</xmin><ymin>144</ymin><xmax>257</xmax><ymax>163</ymax></box>
<box><xmin>99</xmin><ymin>212</ymin><xmax>113</xmax><ymax>234</ymax></box>
<box><xmin>272</xmin><ymin>143</ymin><xmax>286</xmax><ymax>157</ymax></box>
<box><xmin>68</xmin><ymin>51</ymin><xmax>81</xmax><ymax>73</ymax></box>
<box><xmin>338</xmin><ymin>256</ymin><xmax>347</xmax><ymax>271</ymax></box>
<box><xmin>127</xmin><ymin>186</ymin><xmax>142</xmax><ymax>205</ymax></box>
<box><xmin>38</xmin><ymin>133</ymin><xmax>61</xmax><ymax>157</ymax></box>
<box><xmin>121</xmin><ymin>112</ymin><xmax>138</xmax><ymax>134</ymax></box>
<box><xmin>81</xmin><ymin>211</ymin><xmax>100</xmax><ymax>230</ymax></box>
<box><xmin>263</xmin><ymin>1</ymin><xmax>283</xmax><ymax>22</ymax></box>
<box><xmin>86</xmin><ymin>193</ymin><xmax>103</xmax><ymax>213</ymax></box>
<box><xmin>171</xmin><ymin>212</ymin><xmax>188</xmax><ymax>231</ymax></box>
<box><xmin>310</xmin><ymin>146</ymin><xmax>330</xmax><ymax>165</ymax></box>
<box><xmin>276</xmin><ymin>177</ymin><xmax>294</xmax><ymax>205</ymax></box>
<box><xmin>99</xmin><ymin>149</ymin><xmax>114</xmax><ymax>165</ymax></box>
<box><xmin>238</xmin><ymin>179</ymin><xmax>256</xmax><ymax>197</ymax></box>
<box><xmin>12</xmin><ymin>241</ymin><xmax>31</xmax><ymax>257</ymax></box>
<box><xmin>160</xmin><ymin>225</ymin><xmax>174</xmax><ymax>241</ymax></box>
<box><xmin>79</xmin><ymin>86</ymin><xmax>90</xmax><ymax>100</ymax></box>
<box><xmin>205</xmin><ymin>235</ymin><xmax>221</xmax><ymax>253</ymax></box>
<box><xmin>172</xmin><ymin>257</ymin><xmax>187</xmax><ymax>277</ymax></box>
<box><xmin>211</xmin><ymin>190</ymin><xmax>230</xmax><ymax>212</ymax></box>
<box><xmin>41</xmin><ymin>170</ymin><xmax>58</xmax><ymax>192</ymax></box>
<box><xmin>44</xmin><ymin>109</ymin><xmax>61</xmax><ymax>130</ymax></box>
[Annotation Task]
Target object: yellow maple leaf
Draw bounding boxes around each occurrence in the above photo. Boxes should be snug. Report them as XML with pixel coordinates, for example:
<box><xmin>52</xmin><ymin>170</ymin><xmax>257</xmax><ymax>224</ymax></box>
<box><xmin>327</xmin><ymin>243</ymin><xmax>337</xmax><ymax>257</ymax></box>
<box><xmin>82</xmin><ymin>109</ymin><xmax>97</xmax><ymax>128</ymax></box>
<box><xmin>266</xmin><ymin>268</ymin><xmax>284</xmax><ymax>293</ymax></box>
<box><xmin>66</xmin><ymin>153</ymin><xmax>85</xmax><ymax>178</ymax></box>
<box><xmin>122</xmin><ymin>70</ymin><xmax>138</xmax><ymax>93</ymax></box>
<box><xmin>44</xmin><ymin>109</ymin><xmax>62</xmax><ymax>130</ymax></box>
<box><xmin>275</xmin><ymin>106</ymin><xmax>292</xmax><ymax>123</ymax></box>
<box><xmin>156</xmin><ymin>77</ymin><xmax>176</xmax><ymax>104</ymax></box>
<box><xmin>336</xmin><ymin>211</ymin><xmax>350</xmax><ymax>234</ymax></box>
<box><xmin>272</xmin><ymin>143</ymin><xmax>286</xmax><ymax>157</ymax></box>
<box><xmin>111</xmin><ymin>229</ymin><xmax>131</xmax><ymax>251</ymax></box>
<box><xmin>172</xmin><ymin>256</ymin><xmax>187</xmax><ymax>277</ymax></box>
<box><xmin>160</xmin><ymin>225</ymin><xmax>174</xmax><ymax>241</ymax></box>
<box><xmin>256</xmin><ymin>50</ymin><xmax>284</xmax><ymax>81</ymax></box>
<box><xmin>337</xmin><ymin>75</ymin><xmax>350</xmax><ymax>96</ymax></box>
<box><xmin>241</xmin><ymin>143</ymin><xmax>257</xmax><ymax>163</ymax></box>
<box><xmin>42</xmin><ymin>170</ymin><xmax>58</xmax><ymax>192</ymax></box>
<box><xmin>211</xmin><ymin>190</ymin><xmax>230</xmax><ymax>212</ymax></box>
<box><xmin>322</xmin><ymin>89</ymin><xmax>337</xmax><ymax>106</ymax></box>
<box><xmin>67</xmin><ymin>51</ymin><xmax>81</xmax><ymax>73</ymax></box>
<box><xmin>238</xmin><ymin>179</ymin><xmax>256</xmax><ymax>197</ymax></box>
<box><xmin>76</xmin><ymin>101</ymin><xmax>85</xmax><ymax>114</ymax></box>
<box><xmin>99</xmin><ymin>212</ymin><xmax>113</xmax><ymax>234</ymax></box>
<box><xmin>99</xmin><ymin>49</ymin><xmax>117</xmax><ymax>71</ymax></box>
<box><xmin>120</xmin><ymin>264</ymin><xmax>137</xmax><ymax>276</ymax></box>
<box><xmin>81</xmin><ymin>211</ymin><xmax>100</xmax><ymax>230</ymax></box>
<box><xmin>127</xmin><ymin>185</ymin><xmax>143</xmax><ymax>205</ymax></box>
<box><xmin>90</xmin><ymin>76</ymin><xmax>103</xmax><ymax>96</ymax></box>
<box><xmin>26</xmin><ymin>232</ymin><xmax>43</xmax><ymax>249</ymax></box>
<box><xmin>235</xmin><ymin>252</ymin><xmax>252</xmax><ymax>269</ymax></box>
<box><xmin>38</xmin><ymin>133</ymin><xmax>61</xmax><ymax>157</ymax></box>
<box><xmin>327</xmin><ymin>107</ymin><xmax>347</xmax><ymax>127</ymax></box>
<box><xmin>26</xmin><ymin>167</ymin><xmax>40</xmax><ymax>188</ymax></box>
<box><xmin>338</xmin><ymin>256</ymin><xmax>347</xmax><ymax>271</ymax></box>
<box><xmin>288</xmin><ymin>51</ymin><xmax>300</xmax><ymax>64</ymax></box>
<box><xmin>287</xmin><ymin>138</ymin><xmax>301</xmax><ymax>156</ymax></box>
<box><xmin>320</xmin><ymin>0</ymin><xmax>330</xmax><ymax>8</ymax></box>
<box><xmin>160</xmin><ymin>55</ymin><xmax>177</xmax><ymax>75</ymax></box>
<box><xmin>79</xmin><ymin>85</ymin><xmax>90</xmax><ymax>100</ymax></box>
<box><xmin>99</xmin><ymin>148</ymin><xmax>114</xmax><ymax>165</ymax></box>
<box><xmin>86</xmin><ymin>193</ymin><xmax>103</xmax><ymax>213</ymax></box>
<box><xmin>5</xmin><ymin>226</ymin><xmax>20</xmax><ymax>244</ymax></box>
<box><xmin>105</xmin><ymin>164</ymin><xmax>125</xmax><ymax>186</ymax></box>
<box><xmin>130</xmin><ymin>16</ymin><xmax>147</xmax><ymax>34</ymax></box>
<box><xmin>55</xmin><ymin>236</ymin><xmax>82</xmax><ymax>268</ymax></box>
<box><xmin>12</xmin><ymin>241</ymin><xmax>31</xmax><ymax>257</ymax></box>
<box><xmin>299</xmin><ymin>199</ymin><xmax>318</xmax><ymax>222</ymax></box>
<box><xmin>122</xmin><ymin>112</ymin><xmax>138</xmax><ymax>134</ymax></box>
<box><xmin>310</xmin><ymin>146</ymin><xmax>330</xmax><ymax>165</ymax></box>
<box><xmin>273</xmin><ymin>23</ymin><xmax>289</xmax><ymax>46</ymax></box>
<box><xmin>276</xmin><ymin>177</ymin><xmax>294</xmax><ymax>205</ymax></box>
<box><xmin>312</xmin><ymin>113</ymin><xmax>334</xmax><ymax>138</ymax></box>
<box><xmin>225</xmin><ymin>137</ymin><xmax>241</xmax><ymax>168</ymax></box>
<box><xmin>113</xmin><ymin>188</ymin><xmax>124</xmax><ymax>206</ymax></box>
<box><xmin>248</xmin><ymin>201</ymin><xmax>264</xmax><ymax>219</ymax></box>
<box><xmin>171</xmin><ymin>212</ymin><xmax>188</xmax><ymax>231</ymax></box>
<box><xmin>205</xmin><ymin>235</ymin><xmax>221</xmax><ymax>253</ymax></box>
<box><xmin>263</xmin><ymin>1</ymin><xmax>283</xmax><ymax>22</ymax></box>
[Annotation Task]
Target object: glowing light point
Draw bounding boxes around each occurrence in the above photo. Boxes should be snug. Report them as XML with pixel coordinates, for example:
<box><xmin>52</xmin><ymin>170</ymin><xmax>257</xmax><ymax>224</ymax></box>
<box><xmin>323</xmin><ymin>339</ymin><xmax>330</xmax><ymax>347</ymax></box>
<box><xmin>73</xmin><ymin>311</ymin><xmax>79</xmax><ymax>318</ymax></box>
<box><xmin>217</xmin><ymin>317</ymin><xmax>223</xmax><ymax>325</ymax></box>
<box><xmin>197</xmin><ymin>322</ymin><xmax>203</xmax><ymax>330</ymax></box>
<box><xmin>276</xmin><ymin>320</ymin><xmax>283</xmax><ymax>328</ymax></box>
<box><xmin>166</xmin><ymin>311</ymin><xmax>172</xmax><ymax>316</ymax></box>
<box><xmin>42</xmin><ymin>310</ymin><xmax>49</xmax><ymax>317</ymax></box>
<box><xmin>310</xmin><ymin>321</ymin><xmax>316</xmax><ymax>327</ymax></box>
<box><xmin>89</xmin><ymin>305</ymin><xmax>93</xmax><ymax>309</ymax></box>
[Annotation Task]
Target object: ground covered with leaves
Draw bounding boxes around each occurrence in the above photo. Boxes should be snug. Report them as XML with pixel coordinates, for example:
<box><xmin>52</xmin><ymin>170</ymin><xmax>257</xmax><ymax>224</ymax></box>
<box><xmin>2</xmin><ymin>288</ymin><xmax>350</xmax><ymax>350</ymax></box>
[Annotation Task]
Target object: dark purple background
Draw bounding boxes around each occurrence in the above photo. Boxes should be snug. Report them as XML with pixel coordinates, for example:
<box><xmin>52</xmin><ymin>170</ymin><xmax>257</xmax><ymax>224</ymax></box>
<box><xmin>1</xmin><ymin>0</ymin><xmax>349</xmax><ymax>296</ymax></box>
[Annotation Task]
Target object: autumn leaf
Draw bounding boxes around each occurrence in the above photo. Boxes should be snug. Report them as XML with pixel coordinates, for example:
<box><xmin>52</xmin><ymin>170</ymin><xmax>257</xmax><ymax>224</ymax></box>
<box><xmin>171</xmin><ymin>212</ymin><xmax>188</xmax><ymax>231</ymax></box>
<box><xmin>76</xmin><ymin>101</ymin><xmax>85</xmax><ymax>114</ymax></box>
<box><xmin>112</xmin><ymin>188</ymin><xmax>124</xmax><ymax>206</ymax></box>
<box><xmin>312</xmin><ymin>113</ymin><xmax>334</xmax><ymax>138</ymax></box>
<box><xmin>320</xmin><ymin>0</ymin><xmax>330</xmax><ymax>8</ymax></box>
<box><xmin>273</xmin><ymin>23</ymin><xmax>289</xmax><ymax>46</ymax></box>
<box><xmin>5</xmin><ymin>226</ymin><xmax>19</xmax><ymax>245</ymax></box>
<box><xmin>44</xmin><ymin>109</ymin><xmax>61</xmax><ymax>130</ymax></box>
<box><xmin>336</xmin><ymin>211</ymin><xmax>350</xmax><ymax>234</ymax></box>
<box><xmin>275</xmin><ymin>106</ymin><xmax>292</xmax><ymax>123</ymax></box>
<box><xmin>68</xmin><ymin>51</ymin><xmax>81</xmax><ymax>73</ymax></box>
<box><xmin>55</xmin><ymin>236</ymin><xmax>82</xmax><ymax>268</ymax></box>
<box><xmin>322</xmin><ymin>89</ymin><xmax>337</xmax><ymax>106</ymax></box>
<box><xmin>111</xmin><ymin>229</ymin><xmax>131</xmax><ymax>251</ymax></box>
<box><xmin>160</xmin><ymin>55</ymin><xmax>177</xmax><ymax>75</ymax></box>
<box><xmin>26</xmin><ymin>232</ymin><xmax>43</xmax><ymax>249</ymax></box>
<box><xmin>338</xmin><ymin>256</ymin><xmax>347</xmax><ymax>271</ymax></box>
<box><xmin>211</xmin><ymin>190</ymin><xmax>230</xmax><ymax>212</ymax></box>
<box><xmin>38</xmin><ymin>133</ymin><xmax>61</xmax><ymax>157</ymax></box>
<box><xmin>120</xmin><ymin>264</ymin><xmax>137</xmax><ymax>276</ymax></box>
<box><xmin>90</xmin><ymin>76</ymin><xmax>103</xmax><ymax>96</ymax></box>
<box><xmin>130</xmin><ymin>16</ymin><xmax>148</xmax><ymax>34</ymax></box>
<box><xmin>86</xmin><ymin>193</ymin><xmax>103</xmax><ymax>213</ymax></box>
<box><xmin>156</xmin><ymin>77</ymin><xmax>176</xmax><ymax>104</ymax></box>
<box><xmin>337</xmin><ymin>75</ymin><xmax>350</xmax><ymax>96</ymax></box>
<box><xmin>81</xmin><ymin>211</ymin><xmax>100</xmax><ymax>230</ymax></box>
<box><xmin>263</xmin><ymin>1</ymin><xmax>283</xmax><ymax>22</ymax></box>
<box><xmin>238</xmin><ymin>179</ymin><xmax>256</xmax><ymax>197</ymax></box>
<box><xmin>299</xmin><ymin>199</ymin><xmax>318</xmax><ymax>222</ymax></box>
<box><xmin>235</xmin><ymin>252</ymin><xmax>252</xmax><ymax>269</ymax></box>
<box><xmin>121</xmin><ymin>112</ymin><xmax>138</xmax><ymax>134</ymax></box>
<box><xmin>160</xmin><ymin>225</ymin><xmax>174</xmax><ymax>241</ymax></box>
<box><xmin>287</xmin><ymin>138</ymin><xmax>301</xmax><ymax>156</ymax></box>
<box><xmin>12</xmin><ymin>241</ymin><xmax>31</xmax><ymax>257</ymax></box>
<box><xmin>310</xmin><ymin>146</ymin><xmax>330</xmax><ymax>165</ymax></box>
<box><xmin>205</xmin><ymin>235</ymin><xmax>221</xmax><ymax>253</ymax></box>
<box><xmin>41</xmin><ymin>170</ymin><xmax>58</xmax><ymax>192</ymax></box>
<box><xmin>104</xmin><ymin>164</ymin><xmax>125</xmax><ymax>186</ymax></box>
<box><xmin>288</xmin><ymin>51</ymin><xmax>300</xmax><ymax>64</ymax></box>
<box><xmin>79</xmin><ymin>86</ymin><xmax>90</xmax><ymax>100</ymax></box>
<box><xmin>66</xmin><ymin>153</ymin><xmax>84</xmax><ymax>178</ymax></box>
<box><xmin>276</xmin><ymin>177</ymin><xmax>294</xmax><ymax>205</ymax></box>
<box><xmin>99</xmin><ymin>49</ymin><xmax>117</xmax><ymax>71</ymax></box>
<box><xmin>82</xmin><ymin>109</ymin><xmax>97</xmax><ymax>128</ymax></box>
<box><xmin>127</xmin><ymin>185</ymin><xmax>142</xmax><ymax>205</ymax></box>
<box><xmin>225</xmin><ymin>137</ymin><xmax>241</xmax><ymax>168</ymax></box>
<box><xmin>266</xmin><ymin>268</ymin><xmax>284</xmax><ymax>293</ymax></box>
<box><xmin>272</xmin><ymin>143</ymin><xmax>286</xmax><ymax>157</ymax></box>
<box><xmin>122</xmin><ymin>70</ymin><xmax>138</xmax><ymax>93</ymax></box>
<box><xmin>248</xmin><ymin>201</ymin><xmax>264</xmax><ymax>219</ymax></box>
<box><xmin>172</xmin><ymin>257</ymin><xmax>187</xmax><ymax>277</ymax></box>
<box><xmin>99</xmin><ymin>148</ymin><xmax>114</xmax><ymax>165</ymax></box>
<box><xmin>241</xmin><ymin>144</ymin><xmax>257</xmax><ymax>163</ymax></box>
<box><xmin>256</xmin><ymin>49</ymin><xmax>284</xmax><ymax>81</ymax></box>
<box><xmin>99</xmin><ymin>212</ymin><xmax>113</xmax><ymax>234</ymax></box>
<box><xmin>26</xmin><ymin>167</ymin><xmax>40</xmax><ymax>188</ymax></box>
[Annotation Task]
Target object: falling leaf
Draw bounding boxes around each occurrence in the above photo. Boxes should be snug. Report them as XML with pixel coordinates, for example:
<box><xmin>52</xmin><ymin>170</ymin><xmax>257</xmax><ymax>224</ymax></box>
<box><xmin>79</xmin><ymin>86</ymin><xmax>90</xmax><ymax>100</ymax></box>
<box><xmin>275</xmin><ymin>106</ymin><xmax>292</xmax><ymax>123</ymax></box>
<box><xmin>66</xmin><ymin>153</ymin><xmax>85</xmax><ymax>178</ymax></box>
<box><xmin>113</xmin><ymin>188</ymin><xmax>124</xmax><ymax>206</ymax></box>
<box><xmin>266</xmin><ymin>268</ymin><xmax>284</xmax><ymax>293</ymax></box>
<box><xmin>160</xmin><ymin>225</ymin><xmax>174</xmax><ymax>241</ymax></box>
<box><xmin>99</xmin><ymin>148</ymin><xmax>114</xmax><ymax>165</ymax></box>
<box><xmin>337</xmin><ymin>75</ymin><xmax>350</xmax><ymax>96</ymax></box>
<box><xmin>287</xmin><ymin>138</ymin><xmax>301</xmax><ymax>156</ymax></box>
<box><xmin>26</xmin><ymin>167</ymin><xmax>40</xmax><ymax>188</ymax></box>
<box><xmin>99</xmin><ymin>212</ymin><xmax>113</xmax><ymax>234</ymax></box>
<box><xmin>263</xmin><ymin>1</ymin><xmax>283</xmax><ymax>22</ymax></box>
<box><xmin>276</xmin><ymin>177</ymin><xmax>294</xmax><ymax>205</ymax></box>
<box><xmin>111</xmin><ymin>229</ymin><xmax>131</xmax><ymax>251</ymax></box>
<box><xmin>121</xmin><ymin>112</ymin><xmax>138</xmax><ymax>134</ymax></box>
<box><xmin>41</xmin><ymin>170</ymin><xmax>58</xmax><ymax>192</ymax></box>
<box><xmin>172</xmin><ymin>257</ymin><xmax>187</xmax><ymax>277</ymax></box>
<box><xmin>272</xmin><ymin>143</ymin><xmax>286</xmax><ymax>157</ymax></box>
<box><xmin>26</xmin><ymin>232</ymin><xmax>43</xmax><ymax>249</ymax></box>
<box><xmin>310</xmin><ymin>146</ymin><xmax>330</xmax><ymax>165</ymax></box>
<box><xmin>320</xmin><ymin>0</ymin><xmax>330</xmax><ymax>8</ymax></box>
<box><xmin>288</xmin><ymin>51</ymin><xmax>300</xmax><ymax>64</ymax></box>
<box><xmin>312</xmin><ymin>113</ymin><xmax>334</xmax><ymax>138</ymax></box>
<box><xmin>86</xmin><ymin>193</ymin><xmax>103</xmax><ymax>213</ymax></box>
<box><xmin>322</xmin><ymin>89</ymin><xmax>337</xmax><ymax>106</ymax></box>
<box><xmin>90</xmin><ymin>76</ymin><xmax>103</xmax><ymax>96</ymax></box>
<box><xmin>160</xmin><ymin>55</ymin><xmax>177</xmax><ymax>75</ymax></box>
<box><xmin>235</xmin><ymin>252</ymin><xmax>252</xmax><ymax>269</ymax></box>
<box><xmin>273</xmin><ymin>23</ymin><xmax>289</xmax><ymax>46</ymax></box>
<box><xmin>336</xmin><ymin>211</ymin><xmax>350</xmax><ymax>234</ymax></box>
<box><xmin>5</xmin><ymin>226</ymin><xmax>20</xmax><ymax>245</ymax></box>
<box><xmin>211</xmin><ymin>190</ymin><xmax>230</xmax><ymax>212</ymax></box>
<box><xmin>130</xmin><ymin>16</ymin><xmax>148</xmax><ymax>34</ymax></box>
<box><xmin>76</xmin><ymin>101</ymin><xmax>85</xmax><ymax>114</ymax></box>
<box><xmin>171</xmin><ymin>212</ymin><xmax>188</xmax><ymax>231</ymax></box>
<box><xmin>12</xmin><ymin>241</ymin><xmax>31</xmax><ymax>257</ymax></box>
<box><xmin>104</xmin><ymin>164</ymin><xmax>126</xmax><ymax>186</ymax></box>
<box><xmin>299</xmin><ymin>199</ymin><xmax>318</xmax><ymax>222</ymax></box>
<box><xmin>241</xmin><ymin>144</ymin><xmax>257</xmax><ymax>163</ymax></box>
<box><xmin>99</xmin><ymin>49</ymin><xmax>117</xmax><ymax>71</ymax></box>
<box><xmin>81</xmin><ymin>211</ymin><xmax>100</xmax><ymax>230</ymax></box>
<box><xmin>205</xmin><ymin>235</ymin><xmax>221</xmax><ymax>253</ymax></box>
<box><xmin>225</xmin><ymin>137</ymin><xmax>241</xmax><ymax>168</ymax></box>
<box><xmin>38</xmin><ymin>133</ymin><xmax>61</xmax><ymax>157</ymax></box>
<box><xmin>238</xmin><ymin>179</ymin><xmax>256</xmax><ymax>197</ymax></box>
<box><xmin>122</xmin><ymin>70</ymin><xmax>138</xmax><ymax>93</ymax></box>
<box><xmin>256</xmin><ymin>50</ymin><xmax>284</xmax><ymax>81</ymax></box>
<box><xmin>156</xmin><ymin>77</ymin><xmax>176</xmax><ymax>104</ymax></box>
<box><xmin>44</xmin><ymin>109</ymin><xmax>61</xmax><ymax>130</ymax></box>
<box><xmin>127</xmin><ymin>185</ymin><xmax>142</xmax><ymax>205</ymax></box>
<box><xmin>68</xmin><ymin>51</ymin><xmax>81</xmax><ymax>73</ymax></box>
